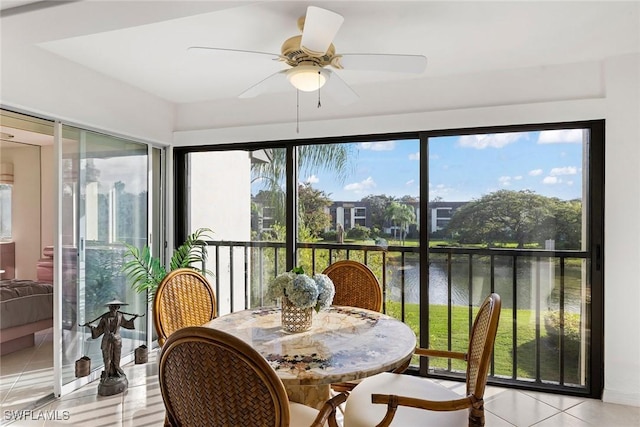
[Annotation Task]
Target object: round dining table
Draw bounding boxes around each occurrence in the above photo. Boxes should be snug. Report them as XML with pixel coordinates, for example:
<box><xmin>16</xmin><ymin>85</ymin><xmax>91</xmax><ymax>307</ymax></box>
<box><xmin>204</xmin><ymin>305</ymin><xmax>417</xmax><ymax>409</ymax></box>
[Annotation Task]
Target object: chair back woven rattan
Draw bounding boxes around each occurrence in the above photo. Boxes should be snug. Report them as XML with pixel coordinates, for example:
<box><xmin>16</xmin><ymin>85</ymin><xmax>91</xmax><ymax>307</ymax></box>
<box><xmin>322</xmin><ymin>260</ymin><xmax>382</xmax><ymax>312</ymax></box>
<box><xmin>153</xmin><ymin>268</ymin><xmax>217</xmax><ymax>346</ymax></box>
<box><xmin>159</xmin><ymin>326</ymin><xmax>291</xmax><ymax>426</ymax></box>
<box><xmin>466</xmin><ymin>293</ymin><xmax>501</xmax><ymax>402</ymax></box>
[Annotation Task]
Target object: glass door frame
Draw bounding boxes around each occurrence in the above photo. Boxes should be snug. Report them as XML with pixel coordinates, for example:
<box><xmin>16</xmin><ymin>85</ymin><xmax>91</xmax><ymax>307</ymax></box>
<box><xmin>418</xmin><ymin>120</ymin><xmax>604</xmax><ymax>398</ymax></box>
<box><xmin>173</xmin><ymin>120</ymin><xmax>604</xmax><ymax>398</ymax></box>
<box><xmin>52</xmin><ymin>122</ymin><xmax>164</xmax><ymax>397</ymax></box>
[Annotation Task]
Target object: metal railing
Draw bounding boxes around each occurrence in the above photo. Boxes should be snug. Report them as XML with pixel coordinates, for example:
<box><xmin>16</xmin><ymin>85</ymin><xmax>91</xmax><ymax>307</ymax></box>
<box><xmin>203</xmin><ymin>239</ymin><xmax>590</xmax><ymax>396</ymax></box>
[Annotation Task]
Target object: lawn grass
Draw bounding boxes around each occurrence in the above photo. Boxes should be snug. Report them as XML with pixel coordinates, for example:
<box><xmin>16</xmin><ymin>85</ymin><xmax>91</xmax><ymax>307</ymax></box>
<box><xmin>385</xmin><ymin>302</ymin><xmax>583</xmax><ymax>386</ymax></box>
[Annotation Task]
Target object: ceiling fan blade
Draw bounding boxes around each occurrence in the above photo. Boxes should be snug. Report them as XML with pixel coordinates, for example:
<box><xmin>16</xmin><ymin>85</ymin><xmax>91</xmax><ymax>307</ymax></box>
<box><xmin>323</xmin><ymin>70</ymin><xmax>358</xmax><ymax>105</ymax></box>
<box><xmin>238</xmin><ymin>70</ymin><xmax>289</xmax><ymax>98</ymax></box>
<box><xmin>300</xmin><ymin>6</ymin><xmax>344</xmax><ymax>56</ymax></box>
<box><xmin>188</xmin><ymin>46</ymin><xmax>282</xmax><ymax>60</ymax></box>
<box><xmin>337</xmin><ymin>53</ymin><xmax>427</xmax><ymax>73</ymax></box>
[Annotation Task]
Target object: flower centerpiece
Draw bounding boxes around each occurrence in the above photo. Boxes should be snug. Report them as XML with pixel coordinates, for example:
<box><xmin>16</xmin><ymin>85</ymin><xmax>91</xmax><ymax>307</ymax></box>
<box><xmin>266</xmin><ymin>267</ymin><xmax>335</xmax><ymax>332</ymax></box>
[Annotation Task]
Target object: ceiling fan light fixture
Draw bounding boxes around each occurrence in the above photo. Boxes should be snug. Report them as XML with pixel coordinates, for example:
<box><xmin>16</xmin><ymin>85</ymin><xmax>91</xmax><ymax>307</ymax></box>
<box><xmin>286</xmin><ymin>65</ymin><xmax>329</xmax><ymax>92</ymax></box>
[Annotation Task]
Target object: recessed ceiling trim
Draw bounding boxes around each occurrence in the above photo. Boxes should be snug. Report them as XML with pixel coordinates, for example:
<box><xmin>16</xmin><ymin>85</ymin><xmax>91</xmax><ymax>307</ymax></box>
<box><xmin>0</xmin><ymin>1</ymin><xmax>78</xmax><ymax>16</ymax></box>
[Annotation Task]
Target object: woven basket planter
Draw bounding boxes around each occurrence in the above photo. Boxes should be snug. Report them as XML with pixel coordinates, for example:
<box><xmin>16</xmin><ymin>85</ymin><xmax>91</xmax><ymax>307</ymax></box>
<box><xmin>281</xmin><ymin>296</ymin><xmax>313</xmax><ymax>333</ymax></box>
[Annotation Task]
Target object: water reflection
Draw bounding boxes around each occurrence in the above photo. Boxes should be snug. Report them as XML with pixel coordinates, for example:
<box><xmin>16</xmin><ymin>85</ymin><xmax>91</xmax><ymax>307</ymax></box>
<box><xmin>387</xmin><ymin>257</ymin><xmax>584</xmax><ymax>313</ymax></box>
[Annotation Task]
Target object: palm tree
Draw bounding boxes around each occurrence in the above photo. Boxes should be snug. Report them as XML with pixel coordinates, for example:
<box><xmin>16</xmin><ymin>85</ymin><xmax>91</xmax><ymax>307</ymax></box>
<box><xmin>251</xmin><ymin>145</ymin><xmax>354</xmax><ymax>235</ymax></box>
<box><xmin>385</xmin><ymin>201</ymin><xmax>416</xmax><ymax>245</ymax></box>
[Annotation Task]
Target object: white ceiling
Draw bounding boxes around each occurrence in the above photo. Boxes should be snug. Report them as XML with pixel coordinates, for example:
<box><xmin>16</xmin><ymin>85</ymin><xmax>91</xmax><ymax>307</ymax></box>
<box><xmin>0</xmin><ymin>0</ymin><xmax>42</xmax><ymax>11</ymax></box>
<box><xmin>1</xmin><ymin>0</ymin><xmax>639</xmax><ymax>145</ymax></box>
<box><xmin>5</xmin><ymin>1</ymin><xmax>637</xmax><ymax>107</ymax></box>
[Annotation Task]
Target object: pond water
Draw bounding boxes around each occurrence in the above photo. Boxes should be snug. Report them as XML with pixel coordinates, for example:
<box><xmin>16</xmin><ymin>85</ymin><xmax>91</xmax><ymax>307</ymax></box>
<box><xmin>387</xmin><ymin>257</ymin><xmax>585</xmax><ymax>313</ymax></box>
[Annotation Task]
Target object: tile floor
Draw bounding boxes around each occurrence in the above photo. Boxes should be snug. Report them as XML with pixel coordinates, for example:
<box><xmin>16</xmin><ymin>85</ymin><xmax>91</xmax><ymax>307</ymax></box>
<box><xmin>2</xmin><ymin>333</ymin><xmax>639</xmax><ymax>426</ymax></box>
<box><xmin>1</xmin><ymin>329</ymin><xmax>55</xmax><ymax>419</ymax></box>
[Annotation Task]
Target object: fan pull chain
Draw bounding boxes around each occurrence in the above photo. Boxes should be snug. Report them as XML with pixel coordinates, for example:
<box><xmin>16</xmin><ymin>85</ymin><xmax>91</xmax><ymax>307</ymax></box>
<box><xmin>296</xmin><ymin>89</ymin><xmax>300</xmax><ymax>134</ymax></box>
<box><xmin>317</xmin><ymin>71</ymin><xmax>322</xmax><ymax>108</ymax></box>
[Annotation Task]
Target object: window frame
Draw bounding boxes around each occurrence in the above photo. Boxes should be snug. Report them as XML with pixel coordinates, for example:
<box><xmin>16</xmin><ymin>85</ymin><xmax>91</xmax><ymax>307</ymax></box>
<box><xmin>173</xmin><ymin>119</ymin><xmax>604</xmax><ymax>398</ymax></box>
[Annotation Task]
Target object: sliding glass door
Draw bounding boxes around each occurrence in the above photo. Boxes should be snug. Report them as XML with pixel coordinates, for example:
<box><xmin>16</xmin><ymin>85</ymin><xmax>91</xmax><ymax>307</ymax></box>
<box><xmin>174</xmin><ymin>120</ymin><xmax>603</xmax><ymax>398</ymax></box>
<box><xmin>58</xmin><ymin>125</ymin><xmax>150</xmax><ymax>393</ymax></box>
<box><xmin>422</xmin><ymin>123</ymin><xmax>603</xmax><ymax>396</ymax></box>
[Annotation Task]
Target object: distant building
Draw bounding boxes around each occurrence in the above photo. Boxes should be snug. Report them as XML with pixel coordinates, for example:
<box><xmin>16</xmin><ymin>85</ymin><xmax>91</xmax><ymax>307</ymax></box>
<box><xmin>327</xmin><ymin>201</ymin><xmax>371</xmax><ymax>230</ymax></box>
<box><xmin>427</xmin><ymin>201</ymin><xmax>467</xmax><ymax>235</ymax></box>
<box><xmin>253</xmin><ymin>196</ymin><xmax>469</xmax><ymax>237</ymax></box>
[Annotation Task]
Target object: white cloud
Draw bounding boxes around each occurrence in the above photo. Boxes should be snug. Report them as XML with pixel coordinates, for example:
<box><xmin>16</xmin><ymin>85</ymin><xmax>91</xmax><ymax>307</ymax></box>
<box><xmin>430</xmin><ymin>183</ymin><xmax>454</xmax><ymax>198</ymax></box>
<box><xmin>304</xmin><ymin>174</ymin><xmax>319</xmax><ymax>184</ymax></box>
<box><xmin>344</xmin><ymin>176</ymin><xmax>376</xmax><ymax>193</ymax></box>
<box><xmin>538</xmin><ymin>129</ymin><xmax>583</xmax><ymax>144</ymax></box>
<box><xmin>498</xmin><ymin>176</ymin><xmax>512</xmax><ymax>186</ymax></box>
<box><xmin>549</xmin><ymin>166</ymin><xmax>578</xmax><ymax>176</ymax></box>
<box><xmin>542</xmin><ymin>176</ymin><xmax>561</xmax><ymax>184</ymax></box>
<box><xmin>529</xmin><ymin>169</ymin><xmax>544</xmax><ymax>176</ymax></box>
<box><xmin>514</xmin><ymin>176</ymin><xmax>523</xmax><ymax>180</ymax></box>
<box><xmin>358</xmin><ymin>141</ymin><xmax>396</xmax><ymax>151</ymax></box>
<box><xmin>458</xmin><ymin>132</ymin><xmax>526</xmax><ymax>149</ymax></box>
<box><xmin>408</xmin><ymin>152</ymin><xmax>420</xmax><ymax>160</ymax></box>
<box><xmin>406</xmin><ymin>179</ymin><xmax>415</xmax><ymax>186</ymax></box>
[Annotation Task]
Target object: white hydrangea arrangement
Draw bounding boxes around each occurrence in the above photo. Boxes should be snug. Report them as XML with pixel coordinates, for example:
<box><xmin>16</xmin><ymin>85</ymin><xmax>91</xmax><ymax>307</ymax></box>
<box><xmin>266</xmin><ymin>267</ymin><xmax>335</xmax><ymax>312</ymax></box>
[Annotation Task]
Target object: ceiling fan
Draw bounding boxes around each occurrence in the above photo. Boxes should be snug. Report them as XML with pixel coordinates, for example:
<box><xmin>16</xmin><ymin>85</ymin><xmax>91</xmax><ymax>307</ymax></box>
<box><xmin>188</xmin><ymin>6</ymin><xmax>427</xmax><ymax>105</ymax></box>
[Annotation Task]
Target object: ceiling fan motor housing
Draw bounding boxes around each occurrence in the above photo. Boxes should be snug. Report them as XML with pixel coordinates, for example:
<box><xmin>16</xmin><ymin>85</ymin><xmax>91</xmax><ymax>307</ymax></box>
<box><xmin>280</xmin><ymin>35</ymin><xmax>336</xmax><ymax>67</ymax></box>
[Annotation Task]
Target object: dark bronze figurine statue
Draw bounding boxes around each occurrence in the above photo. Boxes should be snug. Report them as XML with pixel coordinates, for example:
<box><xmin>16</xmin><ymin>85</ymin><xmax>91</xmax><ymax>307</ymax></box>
<box><xmin>81</xmin><ymin>300</ymin><xmax>143</xmax><ymax>396</ymax></box>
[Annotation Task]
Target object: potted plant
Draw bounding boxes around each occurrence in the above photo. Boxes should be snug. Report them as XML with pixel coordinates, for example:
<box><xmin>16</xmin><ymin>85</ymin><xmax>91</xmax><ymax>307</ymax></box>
<box><xmin>122</xmin><ymin>227</ymin><xmax>213</xmax><ymax>301</ymax></box>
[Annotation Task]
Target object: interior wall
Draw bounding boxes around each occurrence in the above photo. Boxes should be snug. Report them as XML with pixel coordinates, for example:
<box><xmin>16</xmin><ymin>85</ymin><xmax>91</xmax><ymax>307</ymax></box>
<box><xmin>174</xmin><ymin>60</ymin><xmax>605</xmax><ymax>133</ymax></box>
<box><xmin>0</xmin><ymin>46</ymin><xmax>174</xmax><ymax>146</ymax></box>
<box><xmin>601</xmin><ymin>53</ymin><xmax>640</xmax><ymax>407</ymax></box>
<box><xmin>173</xmin><ymin>53</ymin><xmax>640</xmax><ymax>407</ymax></box>
<box><xmin>2</xmin><ymin>145</ymin><xmax>41</xmax><ymax>280</ymax></box>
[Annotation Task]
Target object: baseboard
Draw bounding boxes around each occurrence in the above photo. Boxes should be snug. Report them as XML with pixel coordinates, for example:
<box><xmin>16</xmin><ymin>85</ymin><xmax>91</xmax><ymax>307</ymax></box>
<box><xmin>602</xmin><ymin>389</ymin><xmax>640</xmax><ymax>407</ymax></box>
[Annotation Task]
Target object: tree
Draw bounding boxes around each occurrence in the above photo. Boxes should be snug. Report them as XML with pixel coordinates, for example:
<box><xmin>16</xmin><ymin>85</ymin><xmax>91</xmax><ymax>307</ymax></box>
<box><xmin>546</xmin><ymin>198</ymin><xmax>582</xmax><ymax>249</ymax></box>
<box><xmin>400</xmin><ymin>195</ymin><xmax>418</xmax><ymax>203</ymax></box>
<box><xmin>361</xmin><ymin>194</ymin><xmax>396</xmax><ymax>230</ymax></box>
<box><xmin>385</xmin><ymin>201</ymin><xmax>416</xmax><ymax>245</ymax></box>
<box><xmin>298</xmin><ymin>184</ymin><xmax>332</xmax><ymax>239</ymax></box>
<box><xmin>446</xmin><ymin>190</ymin><xmax>581</xmax><ymax>248</ymax></box>
<box><xmin>251</xmin><ymin>145</ymin><xmax>354</xmax><ymax>238</ymax></box>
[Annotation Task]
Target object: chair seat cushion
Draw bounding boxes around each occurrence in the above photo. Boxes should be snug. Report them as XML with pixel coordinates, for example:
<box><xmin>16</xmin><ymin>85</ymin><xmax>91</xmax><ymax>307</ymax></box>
<box><xmin>290</xmin><ymin>402</ymin><xmax>323</xmax><ymax>427</ymax></box>
<box><xmin>344</xmin><ymin>372</ymin><xmax>469</xmax><ymax>427</ymax></box>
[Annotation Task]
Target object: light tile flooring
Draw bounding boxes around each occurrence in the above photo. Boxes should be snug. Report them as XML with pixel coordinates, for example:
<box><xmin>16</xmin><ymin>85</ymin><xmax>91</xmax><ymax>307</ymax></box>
<box><xmin>2</xmin><ymin>331</ymin><xmax>639</xmax><ymax>426</ymax></box>
<box><xmin>1</xmin><ymin>329</ymin><xmax>56</xmax><ymax>419</ymax></box>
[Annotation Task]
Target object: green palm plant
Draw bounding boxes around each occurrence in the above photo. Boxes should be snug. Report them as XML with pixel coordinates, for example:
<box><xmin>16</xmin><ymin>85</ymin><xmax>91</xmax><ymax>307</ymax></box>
<box><xmin>122</xmin><ymin>227</ymin><xmax>214</xmax><ymax>301</ymax></box>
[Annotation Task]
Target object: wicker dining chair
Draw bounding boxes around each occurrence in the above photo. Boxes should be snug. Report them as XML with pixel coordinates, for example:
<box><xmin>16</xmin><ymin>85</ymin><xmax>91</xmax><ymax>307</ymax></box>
<box><xmin>342</xmin><ymin>293</ymin><xmax>502</xmax><ymax>427</ymax></box>
<box><xmin>322</xmin><ymin>260</ymin><xmax>382</xmax><ymax>312</ymax></box>
<box><xmin>159</xmin><ymin>326</ymin><xmax>346</xmax><ymax>427</ymax></box>
<box><xmin>153</xmin><ymin>268</ymin><xmax>217</xmax><ymax>346</ymax></box>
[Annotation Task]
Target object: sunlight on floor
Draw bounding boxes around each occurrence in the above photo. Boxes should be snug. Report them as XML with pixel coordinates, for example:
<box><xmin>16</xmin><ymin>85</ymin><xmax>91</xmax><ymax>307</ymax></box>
<box><xmin>2</xmin><ymin>341</ymin><xmax>639</xmax><ymax>426</ymax></box>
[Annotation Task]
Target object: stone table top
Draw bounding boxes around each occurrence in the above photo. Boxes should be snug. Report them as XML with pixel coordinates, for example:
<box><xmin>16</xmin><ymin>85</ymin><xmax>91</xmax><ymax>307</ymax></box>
<box><xmin>204</xmin><ymin>305</ymin><xmax>417</xmax><ymax>386</ymax></box>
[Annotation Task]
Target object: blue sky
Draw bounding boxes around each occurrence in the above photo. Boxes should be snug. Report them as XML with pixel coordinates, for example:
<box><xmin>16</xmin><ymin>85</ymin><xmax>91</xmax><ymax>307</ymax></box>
<box><xmin>297</xmin><ymin>129</ymin><xmax>585</xmax><ymax>202</ymax></box>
